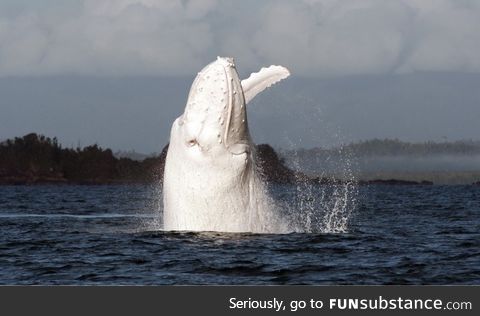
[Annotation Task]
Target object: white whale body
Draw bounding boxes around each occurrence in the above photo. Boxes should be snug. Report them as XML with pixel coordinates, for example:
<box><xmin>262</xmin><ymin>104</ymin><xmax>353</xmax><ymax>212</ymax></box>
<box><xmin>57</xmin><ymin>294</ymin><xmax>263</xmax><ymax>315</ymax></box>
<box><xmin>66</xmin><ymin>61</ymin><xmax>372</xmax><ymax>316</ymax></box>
<box><xmin>163</xmin><ymin>57</ymin><xmax>290</xmax><ymax>233</ymax></box>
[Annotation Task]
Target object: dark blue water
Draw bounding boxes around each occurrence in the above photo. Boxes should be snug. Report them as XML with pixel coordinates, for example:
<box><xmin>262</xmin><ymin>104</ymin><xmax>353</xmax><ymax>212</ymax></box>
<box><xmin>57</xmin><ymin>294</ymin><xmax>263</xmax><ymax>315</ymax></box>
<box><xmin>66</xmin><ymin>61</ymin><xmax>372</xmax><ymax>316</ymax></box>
<box><xmin>0</xmin><ymin>184</ymin><xmax>479</xmax><ymax>284</ymax></box>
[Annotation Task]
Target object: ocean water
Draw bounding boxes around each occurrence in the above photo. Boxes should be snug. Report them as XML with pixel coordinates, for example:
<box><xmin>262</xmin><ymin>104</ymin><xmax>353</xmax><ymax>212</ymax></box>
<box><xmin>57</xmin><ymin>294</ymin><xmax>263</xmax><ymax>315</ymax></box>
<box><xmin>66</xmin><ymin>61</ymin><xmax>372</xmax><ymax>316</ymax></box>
<box><xmin>0</xmin><ymin>184</ymin><xmax>478</xmax><ymax>285</ymax></box>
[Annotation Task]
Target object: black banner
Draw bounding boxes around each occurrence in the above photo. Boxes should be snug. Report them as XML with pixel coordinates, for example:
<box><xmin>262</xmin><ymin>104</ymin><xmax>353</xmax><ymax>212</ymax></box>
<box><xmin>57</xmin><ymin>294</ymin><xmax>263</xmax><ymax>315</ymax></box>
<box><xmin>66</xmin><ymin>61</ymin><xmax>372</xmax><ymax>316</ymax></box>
<box><xmin>0</xmin><ymin>286</ymin><xmax>477</xmax><ymax>315</ymax></box>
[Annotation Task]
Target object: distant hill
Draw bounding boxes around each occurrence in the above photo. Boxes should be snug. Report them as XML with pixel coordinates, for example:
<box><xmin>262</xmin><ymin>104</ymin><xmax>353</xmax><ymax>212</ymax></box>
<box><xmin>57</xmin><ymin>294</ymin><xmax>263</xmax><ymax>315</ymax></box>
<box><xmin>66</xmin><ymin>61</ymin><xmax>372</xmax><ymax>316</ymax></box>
<box><xmin>281</xmin><ymin>139</ymin><xmax>480</xmax><ymax>184</ymax></box>
<box><xmin>0</xmin><ymin>133</ymin><xmax>166</xmax><ymax>184</ymax></box>
<box><xmin>287</xmin><ymin>138</ymin><xmax>480</xmax><ymax>158</ymax></box>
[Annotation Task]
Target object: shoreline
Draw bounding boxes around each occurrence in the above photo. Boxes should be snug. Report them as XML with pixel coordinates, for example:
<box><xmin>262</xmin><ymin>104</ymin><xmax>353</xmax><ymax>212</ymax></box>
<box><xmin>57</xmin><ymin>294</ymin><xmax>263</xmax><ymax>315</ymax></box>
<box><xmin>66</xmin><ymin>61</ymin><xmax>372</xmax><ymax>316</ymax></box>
<box><xmin>2</xmin><ymin>134</ymin><xmax>480</xmax><ymax>186</ymax></box>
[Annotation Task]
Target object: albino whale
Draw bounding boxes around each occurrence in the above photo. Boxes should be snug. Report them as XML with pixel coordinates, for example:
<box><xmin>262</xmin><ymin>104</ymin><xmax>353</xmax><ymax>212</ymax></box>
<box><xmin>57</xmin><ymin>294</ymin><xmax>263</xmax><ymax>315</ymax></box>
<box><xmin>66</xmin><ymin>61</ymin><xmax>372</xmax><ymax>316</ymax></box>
<box><xmin>163</xmin><ymin>57</ymin><xmax>290</xmax><ymax>233</ymax></box>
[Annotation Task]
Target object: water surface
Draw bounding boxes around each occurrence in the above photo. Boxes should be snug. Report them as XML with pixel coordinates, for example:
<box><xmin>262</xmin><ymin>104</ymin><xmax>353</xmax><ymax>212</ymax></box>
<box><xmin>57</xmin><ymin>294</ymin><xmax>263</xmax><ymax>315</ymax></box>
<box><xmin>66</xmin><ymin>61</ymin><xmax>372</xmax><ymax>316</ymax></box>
<box><xmin>0</xmin><ymin>184</ymin><xmax>478</xmax><ymax>284</ymax></box>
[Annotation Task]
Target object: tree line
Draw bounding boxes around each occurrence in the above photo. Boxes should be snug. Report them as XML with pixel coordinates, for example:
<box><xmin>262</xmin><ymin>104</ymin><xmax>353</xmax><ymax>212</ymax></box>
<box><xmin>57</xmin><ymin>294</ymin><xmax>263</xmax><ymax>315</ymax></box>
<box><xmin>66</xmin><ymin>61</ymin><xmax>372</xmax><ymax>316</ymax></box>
<box><xmin>0</xmin><ymin>133</ymin><xmax>166</xmax><ymax>184</ymax></box>
<box><xmin>0</xmin><ymin>133</ymin><xmax>293</xmax><ymax>184</ymax></box>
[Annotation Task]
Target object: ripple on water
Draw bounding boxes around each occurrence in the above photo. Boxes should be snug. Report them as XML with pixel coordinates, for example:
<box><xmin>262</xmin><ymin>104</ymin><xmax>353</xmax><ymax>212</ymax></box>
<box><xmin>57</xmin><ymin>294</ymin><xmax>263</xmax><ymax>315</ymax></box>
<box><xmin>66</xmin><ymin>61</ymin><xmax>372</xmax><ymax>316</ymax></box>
<box><xmin>0</xmin><ymin>184</ymin><xmax>479</xmax><ymax>284</ymax></box>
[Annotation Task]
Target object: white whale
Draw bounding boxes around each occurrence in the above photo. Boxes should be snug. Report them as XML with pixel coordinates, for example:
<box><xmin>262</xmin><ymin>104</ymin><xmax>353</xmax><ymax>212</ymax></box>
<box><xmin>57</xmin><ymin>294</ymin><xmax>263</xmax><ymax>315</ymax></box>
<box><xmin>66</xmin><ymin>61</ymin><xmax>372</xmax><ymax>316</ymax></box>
<box><xmin>163</xmin><ymin>57</ymin><xmax>290</xmax><ymax>233</ymax></box>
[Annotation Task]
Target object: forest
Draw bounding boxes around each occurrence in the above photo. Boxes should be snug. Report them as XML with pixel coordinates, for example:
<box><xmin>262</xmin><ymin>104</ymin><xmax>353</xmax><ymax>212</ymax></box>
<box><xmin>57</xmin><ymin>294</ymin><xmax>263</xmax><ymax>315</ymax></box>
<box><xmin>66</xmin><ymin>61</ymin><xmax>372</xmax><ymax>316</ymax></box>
<box><xmin>0</xmin><ymin>133</ymin><xmax>165</xmax><ymax>184</ymax></box>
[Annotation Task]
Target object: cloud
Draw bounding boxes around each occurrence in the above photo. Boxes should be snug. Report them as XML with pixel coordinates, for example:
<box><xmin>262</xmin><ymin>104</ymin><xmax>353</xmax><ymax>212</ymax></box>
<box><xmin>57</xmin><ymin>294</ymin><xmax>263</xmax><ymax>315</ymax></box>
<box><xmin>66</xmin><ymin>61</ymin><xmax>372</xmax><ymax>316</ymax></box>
<box><xmin>0</xmin><ymin>0</ymin><xmax>479</xmax><ymax>77</ymax></box>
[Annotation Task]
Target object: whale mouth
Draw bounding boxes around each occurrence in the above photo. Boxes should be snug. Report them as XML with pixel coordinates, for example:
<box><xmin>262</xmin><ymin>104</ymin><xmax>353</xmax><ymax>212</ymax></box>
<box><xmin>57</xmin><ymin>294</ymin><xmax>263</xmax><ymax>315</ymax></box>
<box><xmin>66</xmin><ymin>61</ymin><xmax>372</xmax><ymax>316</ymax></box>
<box><xmin>217</xmin><ymin>57</ymin><xmax>250</xmax><ymax>155</ymax></box>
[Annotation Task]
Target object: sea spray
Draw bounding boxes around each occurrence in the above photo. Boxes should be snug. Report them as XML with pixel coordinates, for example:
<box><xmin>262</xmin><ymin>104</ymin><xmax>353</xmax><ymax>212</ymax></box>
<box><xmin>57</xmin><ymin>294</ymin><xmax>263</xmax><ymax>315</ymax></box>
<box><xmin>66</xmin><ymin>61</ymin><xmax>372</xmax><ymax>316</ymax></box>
<box><xmin>248</xmin><ymin>82</ymin><xmax>358</xmax><ymax>233</ymax></box>
<box><xmin>267</xmin><ymin>147</ymin><xmax>357</xmax><ymax>234</ymax></box>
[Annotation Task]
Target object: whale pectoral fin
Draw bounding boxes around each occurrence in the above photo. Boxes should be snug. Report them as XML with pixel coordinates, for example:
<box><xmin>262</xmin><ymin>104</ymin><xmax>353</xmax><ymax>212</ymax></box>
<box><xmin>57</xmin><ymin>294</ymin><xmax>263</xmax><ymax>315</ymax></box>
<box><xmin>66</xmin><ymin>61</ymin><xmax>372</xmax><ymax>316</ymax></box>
<box><xmin>241</xmin><ymin>65</ymin><xmax>290</xmax><ymax>104</ymax></box>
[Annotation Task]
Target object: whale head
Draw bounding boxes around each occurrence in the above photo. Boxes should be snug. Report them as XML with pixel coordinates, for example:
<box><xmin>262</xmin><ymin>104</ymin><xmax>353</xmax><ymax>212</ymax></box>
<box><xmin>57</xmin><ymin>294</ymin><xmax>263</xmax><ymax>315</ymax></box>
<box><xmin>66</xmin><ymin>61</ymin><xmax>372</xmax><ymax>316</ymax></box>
<box><xmin>178</xmin><ymin>56</ymin><xmax>250</xmax><ymax>157</ymax></box>
<box><xmin>168</xmin><ymin>56</ymin><xmax>290</xmax><ymax>178</ymax></box>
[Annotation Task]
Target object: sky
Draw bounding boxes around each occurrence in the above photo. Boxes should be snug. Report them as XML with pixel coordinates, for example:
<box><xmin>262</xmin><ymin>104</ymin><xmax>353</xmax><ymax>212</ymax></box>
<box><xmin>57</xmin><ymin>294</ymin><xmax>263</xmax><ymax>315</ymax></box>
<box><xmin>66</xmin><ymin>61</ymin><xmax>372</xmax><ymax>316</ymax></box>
<box><xmin>0</xmin><ymin>0</ymin><xmax>479</xmax><ymax>152</ymax></box>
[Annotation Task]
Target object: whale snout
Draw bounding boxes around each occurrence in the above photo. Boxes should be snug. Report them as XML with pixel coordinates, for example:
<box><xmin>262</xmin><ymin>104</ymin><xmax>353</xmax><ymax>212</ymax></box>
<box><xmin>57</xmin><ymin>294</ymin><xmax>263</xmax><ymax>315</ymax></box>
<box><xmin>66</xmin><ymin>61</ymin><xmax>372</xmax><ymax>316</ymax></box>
<box><xmin>180</xmin><ymin>57</ymin><xmax>250</xmax><ymax>155</ymax></box>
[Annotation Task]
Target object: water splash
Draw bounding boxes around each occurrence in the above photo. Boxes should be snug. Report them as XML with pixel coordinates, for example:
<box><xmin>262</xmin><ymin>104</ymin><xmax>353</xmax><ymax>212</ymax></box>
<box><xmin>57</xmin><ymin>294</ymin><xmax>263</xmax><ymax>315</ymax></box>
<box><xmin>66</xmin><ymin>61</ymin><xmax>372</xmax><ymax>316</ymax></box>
<box><xmin>139</xmin><ymin>182</ymin><xmax>164</xmax><ymax>232</ymax></box>
<box><xmin>270</xmin><ymin>145</ymin><xmax>358</xmax><ymax>234</ymax></box>
<box><xmin>255</xmin><ymin>90</ymin><xmax>358</xmax><ymax>233</ymax></box>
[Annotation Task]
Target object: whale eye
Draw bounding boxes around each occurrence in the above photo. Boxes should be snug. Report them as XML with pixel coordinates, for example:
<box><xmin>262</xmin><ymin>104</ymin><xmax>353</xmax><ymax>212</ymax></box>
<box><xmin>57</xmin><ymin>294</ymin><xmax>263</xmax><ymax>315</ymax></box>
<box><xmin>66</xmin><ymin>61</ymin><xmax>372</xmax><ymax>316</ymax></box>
<box><xmin>186</xmin><ymin>139</ymin><xmax>198</xmax><ymax>147</ymax></box>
